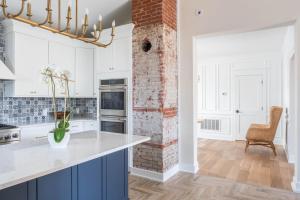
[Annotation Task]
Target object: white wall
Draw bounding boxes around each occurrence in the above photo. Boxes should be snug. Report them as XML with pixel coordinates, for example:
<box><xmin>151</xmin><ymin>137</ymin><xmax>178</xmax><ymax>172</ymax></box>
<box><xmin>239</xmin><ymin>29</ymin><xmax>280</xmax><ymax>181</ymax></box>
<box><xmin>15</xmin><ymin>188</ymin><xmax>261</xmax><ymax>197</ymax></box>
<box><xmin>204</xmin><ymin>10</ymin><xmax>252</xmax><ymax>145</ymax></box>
<box><xmin>282</xmin><ymin>26</ymin><xmax>296</xmax><ymax>163</ymax></box>
<box><xmin>196</xmin><ymin>28</ymin><xmax>286</xmax><ymax>144</ymax></box>
<box><xmin>292</xmin><ymin>20</ymin><xmax>300</xmax><ymax>192</ymax></box>
<box><xmin>178</xmin><ymin>0</ymin><xmax>300</xmax><ymax>176</ymax></box>
<box><xmin>197</xmin><ymin>54</ymin><xmax>283</xmax><ymax>143</ymax></box>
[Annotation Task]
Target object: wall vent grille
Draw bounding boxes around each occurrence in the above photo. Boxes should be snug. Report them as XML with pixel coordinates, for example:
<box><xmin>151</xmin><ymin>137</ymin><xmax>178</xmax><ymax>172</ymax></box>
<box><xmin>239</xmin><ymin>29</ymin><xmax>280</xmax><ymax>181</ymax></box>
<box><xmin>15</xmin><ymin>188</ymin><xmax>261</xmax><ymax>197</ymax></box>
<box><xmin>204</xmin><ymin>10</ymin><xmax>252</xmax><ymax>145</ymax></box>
<box><xmin>200</xmin><ymin>119</ymin><xmax>221</xmax><ymax>131</ymax></box>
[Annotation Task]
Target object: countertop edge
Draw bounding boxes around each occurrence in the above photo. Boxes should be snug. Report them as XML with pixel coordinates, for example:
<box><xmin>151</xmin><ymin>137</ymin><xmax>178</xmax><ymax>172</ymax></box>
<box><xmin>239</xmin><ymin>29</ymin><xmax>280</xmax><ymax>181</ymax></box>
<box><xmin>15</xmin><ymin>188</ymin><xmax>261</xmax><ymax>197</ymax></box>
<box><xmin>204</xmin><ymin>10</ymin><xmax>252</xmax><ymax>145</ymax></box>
<box><xmin>0</xmin><ymin>135</ymin><xmax>150</xmax><ymax>191</ymax></box>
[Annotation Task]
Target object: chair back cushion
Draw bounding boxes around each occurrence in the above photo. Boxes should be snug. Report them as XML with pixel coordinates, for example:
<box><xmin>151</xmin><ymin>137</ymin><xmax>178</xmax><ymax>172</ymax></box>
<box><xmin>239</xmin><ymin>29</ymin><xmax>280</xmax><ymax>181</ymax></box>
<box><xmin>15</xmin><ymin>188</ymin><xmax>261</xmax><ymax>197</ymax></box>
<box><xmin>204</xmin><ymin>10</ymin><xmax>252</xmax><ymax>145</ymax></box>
<box><xmin>269</xmin><ymin>106</ymin><xmax>283</xmax><ymax>140</ymax></box>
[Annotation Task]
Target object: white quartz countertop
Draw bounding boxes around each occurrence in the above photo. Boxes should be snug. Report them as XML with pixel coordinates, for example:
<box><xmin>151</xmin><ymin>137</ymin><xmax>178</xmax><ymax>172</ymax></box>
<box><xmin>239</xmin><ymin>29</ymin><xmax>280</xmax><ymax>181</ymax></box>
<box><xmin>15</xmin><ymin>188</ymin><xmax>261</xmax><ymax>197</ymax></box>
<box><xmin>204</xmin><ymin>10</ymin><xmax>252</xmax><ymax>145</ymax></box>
<box><xmin>0</xmin><ymin>132</ymin><xmax>150</xmax><ymax>190</ymax></box>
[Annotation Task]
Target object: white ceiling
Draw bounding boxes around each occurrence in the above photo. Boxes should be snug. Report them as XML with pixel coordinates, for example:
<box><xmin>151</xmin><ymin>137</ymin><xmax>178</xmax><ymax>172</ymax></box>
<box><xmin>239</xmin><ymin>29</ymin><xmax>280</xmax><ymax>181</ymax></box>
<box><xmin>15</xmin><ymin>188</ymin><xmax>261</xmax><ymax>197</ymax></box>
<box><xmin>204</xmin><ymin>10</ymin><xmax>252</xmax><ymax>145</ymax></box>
<box><xmin>196</xmin><ymin>26</ymin><xmax>289</xmax><ymax>58</ymax></box>
<box><xmin>0</xmin><ymin>0</ymin><xmax>132</xmax><ymax>29</ymax></box>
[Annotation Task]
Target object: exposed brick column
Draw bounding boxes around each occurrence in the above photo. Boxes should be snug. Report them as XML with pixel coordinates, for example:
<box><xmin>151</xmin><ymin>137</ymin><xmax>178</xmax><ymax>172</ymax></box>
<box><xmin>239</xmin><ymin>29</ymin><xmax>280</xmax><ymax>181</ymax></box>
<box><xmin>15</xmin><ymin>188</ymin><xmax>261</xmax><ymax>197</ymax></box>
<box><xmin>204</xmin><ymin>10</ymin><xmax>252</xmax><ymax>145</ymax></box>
<box><xmin>132</xmin><ymin>0</ymin><xmax>178</xmax><ymax>173</ymax></box>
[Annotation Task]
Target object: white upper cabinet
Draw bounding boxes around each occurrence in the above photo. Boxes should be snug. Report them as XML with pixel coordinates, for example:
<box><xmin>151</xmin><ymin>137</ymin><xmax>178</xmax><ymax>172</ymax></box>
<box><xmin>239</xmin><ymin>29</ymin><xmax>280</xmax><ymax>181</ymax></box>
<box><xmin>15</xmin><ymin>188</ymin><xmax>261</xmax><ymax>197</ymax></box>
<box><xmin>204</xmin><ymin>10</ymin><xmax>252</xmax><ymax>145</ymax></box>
<box><xmin>113</xmin><ymin>37</ymin><xmax>132</xmax><ymax>72</ymax></box>
<box><xmin>75</xmin><ymin>48</ymin><xmax>94</xmax><ymax>97</ymax></box>
<box><xmin>49</xmin><ymin>41</ymin><xmax>76</xmax><ymax>97</ymax></box>
<box><xmin>94</xmin><ymin>24</ymin><xmax>133</xmax><ymax>74</ymax></box>
<box><xmin>13</xmin><ymin>32</ymin><xmax>49</xmax><ymax>97</ymax></box>
<box><xmin>95</xmin><ymin>44</ymin><xmax>114</xmax><ymax>73</ymax></box>
<box><xmin>3</xmin><ymin>20</ymin><xmax>133</xmax><ymax>98</ymax></box>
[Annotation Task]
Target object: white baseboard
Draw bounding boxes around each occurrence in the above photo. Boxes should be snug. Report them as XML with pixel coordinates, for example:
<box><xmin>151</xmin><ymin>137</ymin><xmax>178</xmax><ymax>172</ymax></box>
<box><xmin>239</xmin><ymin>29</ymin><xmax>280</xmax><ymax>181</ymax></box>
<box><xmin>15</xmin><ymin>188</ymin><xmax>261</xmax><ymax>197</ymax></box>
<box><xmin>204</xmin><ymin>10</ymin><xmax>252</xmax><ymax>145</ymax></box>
<box><xmin>198</xmin><ymin>133</ymin><xmax>283</xmax><ymax>145</ymax></box>
<box><xmin>179</xmin><ymin>163</ymin><xmax>199</xmax><ymax>174</ymax></box>
<box><xmin>198</xmin><ymin>132</ymin><xmax>234</xmax><ymax>141</ymax></box>
<box><xmin>292</xmin><ymin>176</ymin><xmax>300</xmax><ymax>193</ymax></box>
<box><xmin>288</xmin><ymin>154</ymin><xmax>296</xmax><ymax>164</ymax></box>
<box><xmin>130</xmin><ymin>164</ymin><xmax>179</xmax><ymax>182</ymax></box>
<box><xmin>273</xmin><ymin>137</ymin><xmax>282</xmax><ymax>145</ymax></box>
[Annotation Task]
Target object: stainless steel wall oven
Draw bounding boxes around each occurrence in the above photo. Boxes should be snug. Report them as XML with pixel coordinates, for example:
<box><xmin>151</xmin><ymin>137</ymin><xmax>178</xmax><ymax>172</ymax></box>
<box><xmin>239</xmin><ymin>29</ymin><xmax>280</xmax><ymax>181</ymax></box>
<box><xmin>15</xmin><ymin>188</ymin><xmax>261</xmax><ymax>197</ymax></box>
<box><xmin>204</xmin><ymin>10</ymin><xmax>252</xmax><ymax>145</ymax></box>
<box><xmin>99</xmin><ymin>79</ymin><xmax>128</xmax><ymax>134</ymax></box>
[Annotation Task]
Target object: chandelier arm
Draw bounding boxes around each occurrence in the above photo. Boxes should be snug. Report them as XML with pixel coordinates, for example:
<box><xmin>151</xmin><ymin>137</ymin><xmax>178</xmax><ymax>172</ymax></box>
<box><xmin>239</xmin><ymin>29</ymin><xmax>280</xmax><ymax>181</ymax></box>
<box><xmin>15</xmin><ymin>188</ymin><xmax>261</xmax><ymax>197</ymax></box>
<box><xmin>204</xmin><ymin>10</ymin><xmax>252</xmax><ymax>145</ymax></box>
<box><xmin>1</xmin><ymin>0</ymin><xmax>26</xmax><ymax>18</ymax></box>
<box><xmin>91</xmin><ymin>34</ymin><xmax>115</xmax><ymax>48</ymax></box>
<box><xmin>38</xmin><ymin>0</ymin><xmax>52</xmax><ymax>26</ymax></box>
<box><xmin>58</xmin><ymin>0</ymin><xmax>61</xmax><ymax>31</ymax></box>
<box><xmin>38</xmin><ymin>13</ymin><xmax>50</xmax><ymax>26</ymax></box>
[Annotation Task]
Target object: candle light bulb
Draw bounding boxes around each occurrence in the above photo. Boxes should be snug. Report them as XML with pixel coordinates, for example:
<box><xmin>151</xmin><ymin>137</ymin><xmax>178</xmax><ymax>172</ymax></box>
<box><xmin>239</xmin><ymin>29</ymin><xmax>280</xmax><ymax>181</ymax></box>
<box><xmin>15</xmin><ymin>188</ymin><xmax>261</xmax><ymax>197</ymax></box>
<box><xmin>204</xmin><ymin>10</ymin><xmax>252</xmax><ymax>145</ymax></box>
<box><xmin>85</xmin><ymin>8</ymin><xmax>89</xmax><ymax>15</ymax></box>
<box><xmin>112</xmin><ymin>20</ymin><xmax>116</xmax><ymax>27</ymax></box>
<box><xmin>99</xmin><ymin>14</ymin><xmax>103</xmax><ymax>21</ymax></box>
<box><xmin>93</xmin><ymin>24</ymin><xmax>97</xmax><ymax>31</ymax></box>
<box><xmin>67</xmin><ymin>0</ymin><xmax>71</xmax><ymax>7</ymax></box>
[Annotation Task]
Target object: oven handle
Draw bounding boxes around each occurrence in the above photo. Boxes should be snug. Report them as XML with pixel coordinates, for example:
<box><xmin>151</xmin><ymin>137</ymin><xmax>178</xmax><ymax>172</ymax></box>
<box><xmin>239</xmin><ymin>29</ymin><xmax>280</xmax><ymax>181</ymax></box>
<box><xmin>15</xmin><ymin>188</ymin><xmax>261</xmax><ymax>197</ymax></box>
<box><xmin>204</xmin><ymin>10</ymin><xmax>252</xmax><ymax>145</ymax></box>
<box><xmin>100</xmin><ymin>116</ymin><xmax>127</xmax><ymax>122</ymax></box>
<box><xmin>99</xmin><ymin>86</ymin><xmax>127</xmax><ymax>90</ymax></box>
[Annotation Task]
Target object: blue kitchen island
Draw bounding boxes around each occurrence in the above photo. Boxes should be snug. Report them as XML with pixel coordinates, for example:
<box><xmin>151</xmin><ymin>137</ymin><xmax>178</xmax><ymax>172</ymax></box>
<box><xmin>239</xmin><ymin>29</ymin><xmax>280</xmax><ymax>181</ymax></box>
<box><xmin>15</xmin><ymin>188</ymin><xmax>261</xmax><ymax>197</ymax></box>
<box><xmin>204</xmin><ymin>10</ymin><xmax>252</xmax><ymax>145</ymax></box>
<box><xmin>0</xmin><ymin>132</ymin><xmax>149</xmax><ymax>200</ymax></box>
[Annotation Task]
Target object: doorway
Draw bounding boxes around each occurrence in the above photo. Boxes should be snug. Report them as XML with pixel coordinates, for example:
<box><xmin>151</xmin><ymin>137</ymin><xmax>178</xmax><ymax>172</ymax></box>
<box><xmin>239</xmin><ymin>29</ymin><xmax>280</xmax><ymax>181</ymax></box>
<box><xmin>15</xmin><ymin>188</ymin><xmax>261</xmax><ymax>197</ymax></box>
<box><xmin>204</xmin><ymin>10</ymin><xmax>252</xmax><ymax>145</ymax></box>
<box><xmin>195</xmin><ymin>25</ymin><xmax>295</xmax><ymax>190</ymax></box>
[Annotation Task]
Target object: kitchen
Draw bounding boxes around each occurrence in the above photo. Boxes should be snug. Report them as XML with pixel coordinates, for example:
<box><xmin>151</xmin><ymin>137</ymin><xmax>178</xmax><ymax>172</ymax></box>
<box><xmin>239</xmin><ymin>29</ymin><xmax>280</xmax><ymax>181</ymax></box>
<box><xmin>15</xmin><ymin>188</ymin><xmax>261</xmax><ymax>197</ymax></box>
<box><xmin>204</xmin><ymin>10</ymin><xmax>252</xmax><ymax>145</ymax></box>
<box><xmin>0</xmin><ymin>0</ymin><xmax>149</xmax><ymax>199</ymax></box>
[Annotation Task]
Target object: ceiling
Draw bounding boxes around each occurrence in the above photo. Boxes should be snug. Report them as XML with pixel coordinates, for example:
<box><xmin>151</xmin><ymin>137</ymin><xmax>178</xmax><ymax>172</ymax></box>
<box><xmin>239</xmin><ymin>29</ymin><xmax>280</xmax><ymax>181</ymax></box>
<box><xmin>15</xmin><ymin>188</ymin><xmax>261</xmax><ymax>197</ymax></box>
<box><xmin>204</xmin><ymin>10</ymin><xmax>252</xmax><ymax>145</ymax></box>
<box><xmin>196</xmin><ymin>26</ymin><xmax>289</xmax><ymax>59</ymax></box>
<box><xmin>0</xmin><ymin>0</ymin><xmax>132</xmax><ymax>30</ymax></box>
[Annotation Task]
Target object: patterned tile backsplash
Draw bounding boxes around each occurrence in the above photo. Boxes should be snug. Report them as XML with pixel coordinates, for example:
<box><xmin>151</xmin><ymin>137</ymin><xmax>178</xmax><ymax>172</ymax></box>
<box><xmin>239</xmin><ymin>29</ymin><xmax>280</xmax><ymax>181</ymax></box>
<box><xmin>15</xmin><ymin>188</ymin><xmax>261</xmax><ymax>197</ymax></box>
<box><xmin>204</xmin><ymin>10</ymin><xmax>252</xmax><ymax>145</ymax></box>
<box><xmin>0</xmin><ymin>96</ymin><xmax>97</xmax><ymax>126</ymax></box>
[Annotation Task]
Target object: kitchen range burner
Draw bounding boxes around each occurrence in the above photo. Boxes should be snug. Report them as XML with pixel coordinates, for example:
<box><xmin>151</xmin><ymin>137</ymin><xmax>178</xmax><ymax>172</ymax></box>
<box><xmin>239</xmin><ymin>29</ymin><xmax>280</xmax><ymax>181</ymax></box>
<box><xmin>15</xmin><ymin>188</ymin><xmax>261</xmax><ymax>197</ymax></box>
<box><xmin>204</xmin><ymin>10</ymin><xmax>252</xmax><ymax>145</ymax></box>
<box><xmin>0</xmin><ymin>124</ymin><xmax>21</xmax><ymax>145</ymax></box>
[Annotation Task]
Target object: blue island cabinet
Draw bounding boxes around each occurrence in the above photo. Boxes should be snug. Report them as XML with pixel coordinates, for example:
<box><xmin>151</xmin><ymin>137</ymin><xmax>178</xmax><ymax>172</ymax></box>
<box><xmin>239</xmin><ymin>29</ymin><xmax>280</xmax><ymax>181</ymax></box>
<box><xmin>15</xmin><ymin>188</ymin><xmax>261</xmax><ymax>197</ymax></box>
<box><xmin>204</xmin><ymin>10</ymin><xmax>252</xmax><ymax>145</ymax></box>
<box><xmin>0</xmin><ymin>149</ymin><xmax>128</xmax><ymax>200</ymax></box>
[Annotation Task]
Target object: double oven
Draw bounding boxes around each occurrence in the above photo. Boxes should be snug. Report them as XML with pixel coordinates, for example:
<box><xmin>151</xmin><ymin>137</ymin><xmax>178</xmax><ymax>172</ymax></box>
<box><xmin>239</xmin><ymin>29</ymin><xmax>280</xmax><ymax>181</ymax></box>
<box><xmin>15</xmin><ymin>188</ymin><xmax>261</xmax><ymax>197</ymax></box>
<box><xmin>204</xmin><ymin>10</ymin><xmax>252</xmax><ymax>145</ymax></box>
<box><xmin>99</xmin><ymin>79</ymin><xmax>127</xmax><ymax>134</ymax></box>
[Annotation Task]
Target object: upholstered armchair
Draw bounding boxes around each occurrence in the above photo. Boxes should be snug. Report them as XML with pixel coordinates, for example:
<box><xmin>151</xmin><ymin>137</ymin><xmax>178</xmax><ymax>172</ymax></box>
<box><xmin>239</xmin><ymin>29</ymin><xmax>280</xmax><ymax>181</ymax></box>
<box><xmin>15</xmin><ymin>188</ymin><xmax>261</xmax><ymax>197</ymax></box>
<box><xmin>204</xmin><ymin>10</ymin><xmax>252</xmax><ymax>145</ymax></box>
<box><xmin>245</xmin><ymin>106</ymin><xmax>283</xmax><ymax>156</ymax></box>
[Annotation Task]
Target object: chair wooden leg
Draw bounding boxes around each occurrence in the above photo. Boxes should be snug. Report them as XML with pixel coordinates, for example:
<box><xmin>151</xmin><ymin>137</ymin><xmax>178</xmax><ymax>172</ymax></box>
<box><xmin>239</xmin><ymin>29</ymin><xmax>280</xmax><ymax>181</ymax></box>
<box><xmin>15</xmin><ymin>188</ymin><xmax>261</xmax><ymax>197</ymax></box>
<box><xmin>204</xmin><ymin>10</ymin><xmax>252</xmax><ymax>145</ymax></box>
<box><xmin>270</xmin><ymin>142</ymin><xmax>277</xmax><ymax>156</ymax></box>
<box><xmin>245</xmin><ymin>140</ymin><xmax>250</xmax><ymax>152</ymax></box>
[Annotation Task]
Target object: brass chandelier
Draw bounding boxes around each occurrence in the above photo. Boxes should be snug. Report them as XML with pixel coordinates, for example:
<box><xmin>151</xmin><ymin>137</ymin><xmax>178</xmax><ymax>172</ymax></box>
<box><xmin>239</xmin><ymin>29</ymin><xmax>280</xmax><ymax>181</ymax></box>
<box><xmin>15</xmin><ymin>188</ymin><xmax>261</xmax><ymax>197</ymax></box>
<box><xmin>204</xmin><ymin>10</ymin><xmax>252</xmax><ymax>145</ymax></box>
<box><xmin>0</xmin><ymin>0</ymin><xmax>116</xmax><ymax>48</ymax></box>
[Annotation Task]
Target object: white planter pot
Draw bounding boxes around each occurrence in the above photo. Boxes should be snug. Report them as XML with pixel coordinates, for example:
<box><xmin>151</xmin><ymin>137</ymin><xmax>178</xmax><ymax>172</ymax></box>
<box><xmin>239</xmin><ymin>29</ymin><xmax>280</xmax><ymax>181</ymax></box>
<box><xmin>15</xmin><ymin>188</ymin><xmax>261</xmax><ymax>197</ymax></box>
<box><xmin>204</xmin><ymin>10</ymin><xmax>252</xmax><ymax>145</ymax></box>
<box><xmin>48</xmin><ymin>132</ymin><xmax>70</xmax><ymax>148</ymax></box>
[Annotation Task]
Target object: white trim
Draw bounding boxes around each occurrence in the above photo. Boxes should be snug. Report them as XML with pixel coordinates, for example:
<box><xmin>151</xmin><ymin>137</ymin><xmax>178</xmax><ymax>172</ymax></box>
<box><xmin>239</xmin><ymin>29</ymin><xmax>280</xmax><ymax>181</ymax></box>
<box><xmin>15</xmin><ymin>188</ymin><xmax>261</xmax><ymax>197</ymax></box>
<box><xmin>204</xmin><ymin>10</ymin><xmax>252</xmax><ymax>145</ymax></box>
<box><xmin>292</xmin><ymin>176</ymin><xmax>300</xmax><ymax>193</ymax></box>
<box><xmin>198</xmin><ymin>132</ymin><xmax>282</xmax><ymax>145</ymax></box>
<box><xmin>179</xmin><ymin>163</ymin><xmax>199</xmax><ymax>174</ymax></box>
<box><xmin>130</xmin><ymin>164</ymin><xmax>179</xmax><ymax>182</ymax></box>
<box><xmin>198</xmin><ymin>132</ymin><xmax>234</xmax><ymax>141</ymax></box>
<box><xmin>288</xmin><ymin>154</ymin><xmax>296</xmax><ymax>164</ymax></box>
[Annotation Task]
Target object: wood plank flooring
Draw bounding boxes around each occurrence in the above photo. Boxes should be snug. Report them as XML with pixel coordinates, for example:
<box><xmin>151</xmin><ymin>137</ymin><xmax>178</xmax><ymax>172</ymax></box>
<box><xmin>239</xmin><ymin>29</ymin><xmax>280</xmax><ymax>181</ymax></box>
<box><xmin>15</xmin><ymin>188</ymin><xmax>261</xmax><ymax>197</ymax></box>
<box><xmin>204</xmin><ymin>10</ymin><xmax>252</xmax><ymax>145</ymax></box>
<box><xmin>129</xmin><ymin>139</ymin><xmax>296</xmax><ymax>199</ymax></box>
<box><xmin>198</xmin><ymin>139</ymin><xmax>294</xmax><ymax>191</ymax></box>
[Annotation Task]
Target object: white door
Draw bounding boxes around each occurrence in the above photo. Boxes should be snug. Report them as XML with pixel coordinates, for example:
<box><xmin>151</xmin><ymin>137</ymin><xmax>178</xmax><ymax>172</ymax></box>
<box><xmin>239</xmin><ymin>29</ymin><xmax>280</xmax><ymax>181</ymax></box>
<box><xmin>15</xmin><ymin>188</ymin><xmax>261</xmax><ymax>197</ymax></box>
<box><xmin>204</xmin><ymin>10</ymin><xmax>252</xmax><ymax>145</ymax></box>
<box><xmin>75</xmin><ymin>48</ymin><xmax>94</xmax><ymax>97</ymax></box>
<box><xmin>233</xmin><ymin>69</ymin><xmax>267</xmax><ymax>140</ymax></box>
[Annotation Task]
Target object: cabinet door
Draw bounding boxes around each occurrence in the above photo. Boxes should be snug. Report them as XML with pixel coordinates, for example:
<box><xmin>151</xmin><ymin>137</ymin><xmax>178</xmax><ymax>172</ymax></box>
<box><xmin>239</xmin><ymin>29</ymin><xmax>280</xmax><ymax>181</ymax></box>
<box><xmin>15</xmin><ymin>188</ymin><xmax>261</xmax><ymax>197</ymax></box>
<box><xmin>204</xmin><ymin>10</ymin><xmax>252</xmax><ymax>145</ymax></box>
<box><xmin>37</xmin><ymin>168</ymin><xmax>72</xmax><ymax>200</ymax></box>
<box><xmin>78</xmin><ymin>158</ymin><xmax>103</xmax><ymax>200</ymax></box>
<box><xmin>113</xmin><ymin>37</ymin><xmax>131</xmax><ymax>72</ymax></box>
<box><xmin>49</xmin><ymin>42</ymin><xmax>76</xmax><ymax>97</ymax></box>
<box><xmin>0</xmin><ymin>183</ymin><xmax>28</xmax><ymax>200</ymax></box>
<box><xmin>83</xmin><ymin>120</ymin><xmax>99</xmax><ymax>131</ymax></box>
<box><xmin>105</xmin><ymin>149</ymin><xmax>128</xmax><ymax>200</ymax></box>
<box><xmin>95</xmin><ymin>45</ymin><xmax>114</xmax><ymax>73</ymax></box>
<box><xmin>75</xmin><ymin>48</ymin><xmax>94</xmax><ymax>97</ymax></box>
<box><xmin>69</xmin><ymin>121</ymin><xmax>84</xmax><ymax>134</ymax></box>
<box><xmin>14</xmin><ymin>33</ymin><xmax>49</xmax><ymax>97</ymax></box>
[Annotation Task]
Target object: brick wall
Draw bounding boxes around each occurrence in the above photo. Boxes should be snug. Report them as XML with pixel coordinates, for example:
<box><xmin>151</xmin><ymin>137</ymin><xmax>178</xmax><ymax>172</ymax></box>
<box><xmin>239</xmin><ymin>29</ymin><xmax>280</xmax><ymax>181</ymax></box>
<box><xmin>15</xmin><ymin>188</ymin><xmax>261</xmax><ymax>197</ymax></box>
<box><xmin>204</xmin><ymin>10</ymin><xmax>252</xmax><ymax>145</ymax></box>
<box><xmin>132</xmin><ymin>0</ymin><xmax>177</xmax><ymax>30</ymax></box>
<box><xmin>132</xmin><ymin>0</ymin><xmax>178</xmax><ymax>173</ymax></box>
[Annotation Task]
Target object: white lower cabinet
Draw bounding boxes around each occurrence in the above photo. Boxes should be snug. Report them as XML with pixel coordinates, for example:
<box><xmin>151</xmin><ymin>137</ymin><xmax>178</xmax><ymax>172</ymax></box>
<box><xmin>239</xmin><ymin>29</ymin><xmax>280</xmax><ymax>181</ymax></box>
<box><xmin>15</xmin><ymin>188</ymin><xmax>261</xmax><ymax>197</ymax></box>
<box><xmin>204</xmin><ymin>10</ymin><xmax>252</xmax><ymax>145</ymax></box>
<box><xmin>21</xmin><ymin>120</ymin><xmax>99</xmax><ymax>141</ymax></box>
<box><xmin>83</xmin><ymin>120</ymin><xmax>99</xmax><ymax>131</ymax></box>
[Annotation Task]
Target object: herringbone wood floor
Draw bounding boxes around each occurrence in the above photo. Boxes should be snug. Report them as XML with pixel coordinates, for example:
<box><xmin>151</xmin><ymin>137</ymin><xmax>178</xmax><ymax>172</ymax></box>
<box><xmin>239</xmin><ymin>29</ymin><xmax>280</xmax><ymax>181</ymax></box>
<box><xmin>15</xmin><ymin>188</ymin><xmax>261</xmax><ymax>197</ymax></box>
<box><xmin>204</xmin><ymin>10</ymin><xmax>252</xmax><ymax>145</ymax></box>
<box><xmin>129</xmin><ymin>139</ymin><xmax>296</xmax><ymax>199</ymax></box>
<box><xmin>129</xmin><ymin>173</ymin><xmax>300</xmax><ymax>200</ymax></box>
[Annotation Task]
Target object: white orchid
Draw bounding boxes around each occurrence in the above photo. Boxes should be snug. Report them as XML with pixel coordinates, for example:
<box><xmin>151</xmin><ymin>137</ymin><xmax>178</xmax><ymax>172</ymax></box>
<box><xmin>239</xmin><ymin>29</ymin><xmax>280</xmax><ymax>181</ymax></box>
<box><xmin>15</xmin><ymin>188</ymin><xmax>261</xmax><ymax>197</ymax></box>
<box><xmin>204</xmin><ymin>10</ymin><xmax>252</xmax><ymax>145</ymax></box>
<box><xmin>41</xmin><ymin>66</ymin><xmax>72</xmax><ymax>143</ymax></box>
